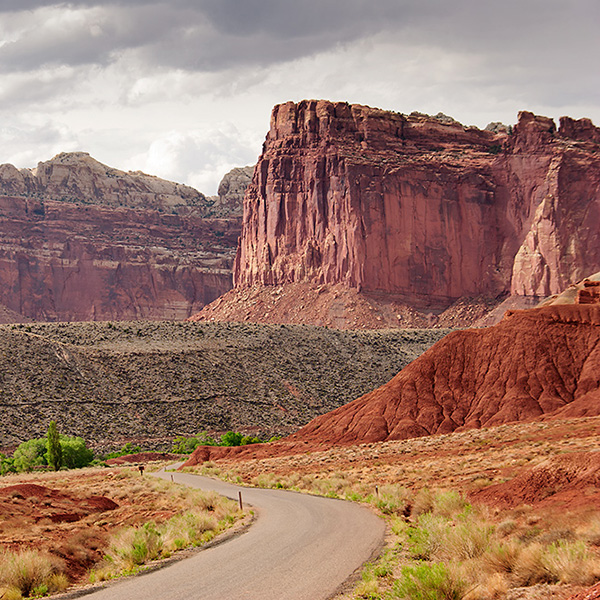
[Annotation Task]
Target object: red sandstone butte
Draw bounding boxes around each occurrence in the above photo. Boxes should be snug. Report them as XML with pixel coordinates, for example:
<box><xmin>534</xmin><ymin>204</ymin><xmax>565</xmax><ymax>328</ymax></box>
<box><xmin>0</xmin><ymin>152</ymin><xmax>242</xmax><ymax>321</ymax></box>
<box><xmin>192</xmin><ymin>100</ymin><xmax>600</xmax><ymax>328</ymax></box>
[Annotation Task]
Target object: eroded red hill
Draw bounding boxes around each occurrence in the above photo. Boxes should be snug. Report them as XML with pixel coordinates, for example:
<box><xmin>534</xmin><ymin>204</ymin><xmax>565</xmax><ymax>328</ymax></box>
<box><xmin>183</xmin><ymin>304</ymin><xmax>600</xmax><ymax>466</ymax></box>
<box><xmin>288</xmin><ymin>305</ymin><xmax>600</xmax><ymax>445</ymax></box>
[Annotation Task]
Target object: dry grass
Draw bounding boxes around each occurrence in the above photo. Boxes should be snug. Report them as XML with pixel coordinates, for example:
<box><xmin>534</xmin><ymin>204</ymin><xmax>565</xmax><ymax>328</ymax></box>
<box><xmin>89</xmin><ymin>483</ymin><xmax>242</xmax><ymax>582</ymax></box>
<box><xmin>184</xmin><ymin>416</ymin><xmax>600</xmax><ymax>600</ymax></box>
<box><xmin>0</xmin><ymin>465</ymin><xmax>247</xmax><ymax>595</ymax></box>
<box><xmin>0</xmin><ymin>550</ymin><xmax>69</xmax><ymax>599</ymax></box>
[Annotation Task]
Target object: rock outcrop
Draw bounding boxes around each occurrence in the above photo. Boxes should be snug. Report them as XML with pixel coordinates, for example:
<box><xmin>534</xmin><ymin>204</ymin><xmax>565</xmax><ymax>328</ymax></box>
<box><xmin>207</xmin><ymin>166</ymin><xmax>254</xmax><ymax>217</ymax></box>
<box><xmin>192</xmin><ymin>101</ymin><xmax>600</xmax><ymax>328</ymax></box>
<box><xmin>0</xmin><ymin>153</ymin><xmax>244</xmax><ymax>321</ymax></box>
<box><xmin>538</xmin><ymin>271</ymin><xmax>600</xmax><ymax>306</ymax></box>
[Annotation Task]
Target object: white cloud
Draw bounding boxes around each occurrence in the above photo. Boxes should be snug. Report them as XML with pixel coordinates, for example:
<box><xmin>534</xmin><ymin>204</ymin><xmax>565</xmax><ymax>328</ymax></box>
<box><xmin>0</xmin><ymin>121</ymin><xmax>81</xmax><ymax>168</ymax></box>
<box><xmin>130</xmin><ymin>125</ymin><xmax>260</xmax><ymax>194</ymax></box>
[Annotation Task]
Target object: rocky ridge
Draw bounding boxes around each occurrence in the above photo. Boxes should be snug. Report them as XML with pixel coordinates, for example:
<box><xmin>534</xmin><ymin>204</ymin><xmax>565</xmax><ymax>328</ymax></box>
<box><xmin>0</xmin><ymin>320</ymin><xmax>447</xmax><ymax>449</ymax></box>
<box><xmin>207</xmin><ymin>165</ymin><xmax>254</xmax><ymax>217</ymax></box>
<box><xmin>1</xmin><ymin>152</ymin><xmax>207</xmax><ymax>213</ymax></box>
<box><xmin>191</xmin><ymin>101</ymin><xmax>600</xmax><ymax>329</ymax></box>
<box><xmin>0</xmin><ymin>154</ymin><xmax>247</xmax><ymax>321</ymax></box>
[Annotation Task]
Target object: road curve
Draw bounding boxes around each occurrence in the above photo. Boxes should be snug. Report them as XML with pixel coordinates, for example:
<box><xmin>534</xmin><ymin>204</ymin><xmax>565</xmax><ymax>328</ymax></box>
<box><xmin>83</xmin><ymin>468</ymin><xmax>385</xmax><ymax>600</ymax></box>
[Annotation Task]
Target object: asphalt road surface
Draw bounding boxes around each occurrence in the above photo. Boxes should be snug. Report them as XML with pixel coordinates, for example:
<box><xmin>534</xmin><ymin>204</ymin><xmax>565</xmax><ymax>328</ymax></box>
<box><xmin>83</xmin><ymin>467</ymin><xmax>386</xmax><ymax>600</ymax></box>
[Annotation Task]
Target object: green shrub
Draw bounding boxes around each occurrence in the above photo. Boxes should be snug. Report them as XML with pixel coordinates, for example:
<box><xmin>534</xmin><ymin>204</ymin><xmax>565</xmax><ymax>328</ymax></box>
<box><xmin>240</xmin><ymin>435</ymin><xmax>262</xmax><ymax>445</ymax></box>
<box><xmin>404</xmin><ymin>508</ymin><xmax>492</xmax><ymax>564</ymax></box>
<box><xmin>392</xmin><ymin>563</ymin><xmax>464</xmax><ymax>600</ymax></box>
<box><xmin>98</xmin><ymin>487</ymin><xmax>240</xmax><ymax>580</ymax></box>
<box><xmin>171</xmin><ymin>431</ymin><xmax>262</xmax><ymax>453</ymax></box>
<box><xmin>220</xmin><ymin>431</ymin><xmax>244</xmax><ymax>446</ymax></box>
<box><xmin>406</xmin><ymin>514</ymin><xmax>447</xmax><ymax>560</ymax></box>
<box><xmin>10</xmin><ymin>433</ymin><xmax>94</xmax><ymax>473</ymax></box>
<box><xmin>105</xmin><ymin>522</ymin><xmax>163</xmax><ymax>570</ymax></box>
<box><xmin>13</xmin><ymin>439</ymin><xmax>46</xmax><ymax>472</ymax></box>
<box><xmin>103</xmin><ymin>442</ymin><xmax>142</xmax><ymax>460</ymax></box>
<box><xmin>59</xmin><ymin>436</ymin><xmax>94</xmax><ymax>469</ymax></box>
<box><xmin>171</xmin><ymin>434</ymin><xmax>217</xmax><ymax>453</ymax></box>
<box><xmin>0</xmin><ymin>453</ymin><xmax>16</xmax><ymax>475</ymax></box>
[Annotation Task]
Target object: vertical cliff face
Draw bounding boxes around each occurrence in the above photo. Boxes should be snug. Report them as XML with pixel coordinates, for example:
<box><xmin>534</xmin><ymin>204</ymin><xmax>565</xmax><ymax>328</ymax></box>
<box><xmin>508</xmin><ymin>116</ymin><xmax>600</xmax><ymax>296</ymax></box>
<box><xmin>232</xmin><ymin>101</ymin><xmax>600</xmax><ymax>315</ymax></box>
<box><xmin>0</xmin><ymin>153</ymin><xmax>243</xmax><ymax>322</ymax></box>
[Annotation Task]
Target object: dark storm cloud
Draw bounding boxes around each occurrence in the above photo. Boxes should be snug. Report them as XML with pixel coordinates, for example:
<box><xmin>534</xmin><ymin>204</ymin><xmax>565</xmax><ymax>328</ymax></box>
<box><xmin>0</xmin><ymin>0</ymin><xmax>407</xmax><ymax>73</ymax></box>
<box><xmin>1</xmin><ymin>0</ymin><xmax>598</xmax><ymax>92</ymax></box>
<box><xmin>0</xmin><ymin>1</ymin><xmax>517</xmax><ymax>72</ymax></box>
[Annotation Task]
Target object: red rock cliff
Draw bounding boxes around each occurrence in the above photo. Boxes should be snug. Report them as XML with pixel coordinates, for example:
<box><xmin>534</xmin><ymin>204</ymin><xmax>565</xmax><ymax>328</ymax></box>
<box><xmin>0</xmin><ymin>153</ymin><xmax>241</xmax><ymax>321</ymax></box>
<box><xmin>233</xmin><ymin>101</ymin><xmax>600</xmax><ymax>310</ymax></box>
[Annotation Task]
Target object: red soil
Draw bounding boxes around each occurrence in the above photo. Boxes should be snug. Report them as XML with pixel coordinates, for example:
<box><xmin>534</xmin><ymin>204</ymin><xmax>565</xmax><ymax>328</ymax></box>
<box><xmin>0</xmin><ymin>480</ymin><xmax>118</xmax><ymax>579</ymax></box>
<box><xmin>471</xmin><ymin>451</ymin><xmax>600</xmax><ymax>510</ymax></box>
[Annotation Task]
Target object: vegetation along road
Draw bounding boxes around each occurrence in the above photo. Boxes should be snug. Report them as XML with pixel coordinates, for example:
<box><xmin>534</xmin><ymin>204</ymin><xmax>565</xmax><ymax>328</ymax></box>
<box><xmin>83</xmin><ymin>466</ymin><xmax>386</xmax><ymax>599</ymax></box>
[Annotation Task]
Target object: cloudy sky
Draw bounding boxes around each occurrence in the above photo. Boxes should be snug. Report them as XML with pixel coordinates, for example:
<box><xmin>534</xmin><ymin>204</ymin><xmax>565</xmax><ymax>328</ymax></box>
<box><xmin>0</xmin><ymin>0</ymin><xmax>598</xmax><ymax>194</ymax></box>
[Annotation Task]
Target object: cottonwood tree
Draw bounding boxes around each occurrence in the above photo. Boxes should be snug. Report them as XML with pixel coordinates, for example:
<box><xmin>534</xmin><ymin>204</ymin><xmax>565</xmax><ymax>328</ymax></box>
<box><xmin>47</xmin><ymin>421</ymin><xmax>63</xmax><ymax>471</ymax></box>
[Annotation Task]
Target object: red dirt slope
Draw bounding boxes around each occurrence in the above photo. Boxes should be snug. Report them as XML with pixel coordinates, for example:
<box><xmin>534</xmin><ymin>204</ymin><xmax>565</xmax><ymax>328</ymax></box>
<box><xmin>290</xmin><ymin>305</ymin><xmax>600</xmax><ymax>446</ymax></box>
<box><xmin>471</xmin><ymin>451</ymin><xmax>600</xmax><ymax>510</ymax></box>
<box><xmin>183</xmin><ymin>304</ymin><xmax>600</xmax><ymax>466</ymax></box>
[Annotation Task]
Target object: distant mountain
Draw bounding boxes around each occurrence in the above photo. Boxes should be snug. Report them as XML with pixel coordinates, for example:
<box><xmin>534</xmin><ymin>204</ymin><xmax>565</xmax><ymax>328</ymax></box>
<box><xmin>0</xmin><ymin>153</ymin><xmax>251</xmax><ymax>321</ymax></box>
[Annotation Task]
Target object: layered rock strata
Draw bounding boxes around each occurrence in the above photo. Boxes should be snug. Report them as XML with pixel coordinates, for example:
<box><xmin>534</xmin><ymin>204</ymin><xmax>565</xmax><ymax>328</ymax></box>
<box><xmin>0</xmin><ymin>153</ymin><xmax>243</xmax><ymax>321</ymax></box>
<box><xmin>192</xmin><ymin>101</ymin><xmax>600</xmax><ymax>328</ymax></box>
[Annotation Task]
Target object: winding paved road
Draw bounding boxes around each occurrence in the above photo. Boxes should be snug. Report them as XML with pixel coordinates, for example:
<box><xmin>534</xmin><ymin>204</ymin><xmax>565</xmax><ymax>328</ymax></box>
<box><xmin>84</xmin><ymin>468</ymin><xmax>385</xmax><ymax>600</ymax></box>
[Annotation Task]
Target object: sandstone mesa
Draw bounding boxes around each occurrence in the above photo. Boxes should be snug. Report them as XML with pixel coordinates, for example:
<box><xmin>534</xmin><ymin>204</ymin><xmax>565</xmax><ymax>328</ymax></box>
<box><xmin>192</xmin><ymin>100</ymin><xmax>600</xmax><ymax>328</ymax></box>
